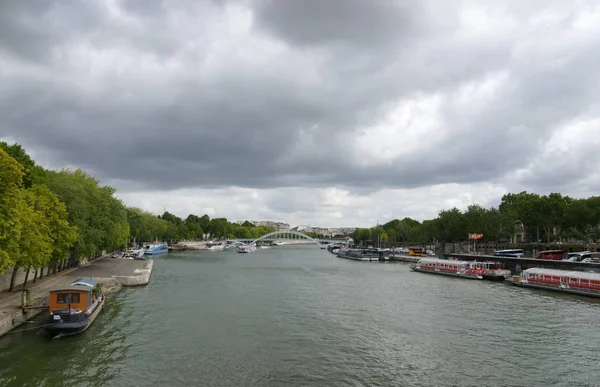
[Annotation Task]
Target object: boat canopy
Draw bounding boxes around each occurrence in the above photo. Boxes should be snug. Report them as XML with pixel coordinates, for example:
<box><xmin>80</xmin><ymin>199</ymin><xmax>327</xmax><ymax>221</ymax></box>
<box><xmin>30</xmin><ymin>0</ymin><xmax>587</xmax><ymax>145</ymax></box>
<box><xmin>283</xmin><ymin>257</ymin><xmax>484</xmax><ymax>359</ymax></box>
<box><xmin>50</xmin><ymin>284</ymin><xmax>95</xmax><ymax>293</ymax></box>
<box><xmin>418</xmin><ymin>258</ymin><xmax>470</xmax><ymax>265</ymax></box>
<box><xmin>70</xmin><ymin>278</ymin><xmax>98</xmax><ymax>288</ymax></box>
<box><xmin>524</xmin><ymin>268</ymin><xmax>600</xmax><ymax>280</ymax></box>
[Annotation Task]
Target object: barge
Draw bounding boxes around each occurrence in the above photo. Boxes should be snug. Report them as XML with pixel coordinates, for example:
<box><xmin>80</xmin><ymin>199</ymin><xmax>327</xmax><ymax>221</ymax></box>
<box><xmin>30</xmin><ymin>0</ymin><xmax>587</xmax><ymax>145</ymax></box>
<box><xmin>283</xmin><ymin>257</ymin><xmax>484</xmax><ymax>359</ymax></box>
<box><xmin>44</xmin><ymin>278</ymin><xmax>104</xmax><ymax>339</ymax></box>
<box><xmin>511</xmin><ymin>268</ymin><xmax>600</xmax><ymax>298</ymax></box>
<box><xmin>410</xmin><ymin>258</ymin><xmax>484</xmax><ymax>280</ymax></box>
<box><xmin>337</xmin><ymin>248</ymin><xmax>389</xmax><ymax>262</ymax></box>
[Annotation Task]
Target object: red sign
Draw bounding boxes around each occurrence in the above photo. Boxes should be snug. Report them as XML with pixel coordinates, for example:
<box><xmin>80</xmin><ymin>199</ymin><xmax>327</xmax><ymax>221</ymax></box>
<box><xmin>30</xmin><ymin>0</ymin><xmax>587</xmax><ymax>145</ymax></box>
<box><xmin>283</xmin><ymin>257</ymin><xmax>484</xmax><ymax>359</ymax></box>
<box><xmin>469</xmin><ymin>233</ymin><xmax>484</xmax><ymax>240</ymax></box>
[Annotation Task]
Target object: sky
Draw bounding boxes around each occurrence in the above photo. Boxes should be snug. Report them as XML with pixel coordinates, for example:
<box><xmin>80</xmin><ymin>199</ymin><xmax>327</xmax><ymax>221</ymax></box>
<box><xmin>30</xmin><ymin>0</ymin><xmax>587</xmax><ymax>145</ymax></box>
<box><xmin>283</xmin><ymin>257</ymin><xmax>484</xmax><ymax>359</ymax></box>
<box><xmin>1</xmin><ymin>0</ymin><xmax>600</xmax><ymax>228</ymax></box>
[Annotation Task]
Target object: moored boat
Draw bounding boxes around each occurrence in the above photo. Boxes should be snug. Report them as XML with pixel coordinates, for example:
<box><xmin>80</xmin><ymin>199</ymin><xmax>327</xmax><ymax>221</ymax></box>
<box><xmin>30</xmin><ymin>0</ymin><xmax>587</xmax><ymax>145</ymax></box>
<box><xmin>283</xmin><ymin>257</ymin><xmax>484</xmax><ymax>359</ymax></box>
<box><xmin>206</xmin><ymin>242</ymin><xmax>226</xmax><ymax>251</ymax></box>
<box><xmin>144</xmin><ymin>242</ymin><xmax>169</xmax><ymax>255</ymax></box>
<box><xmin>124</xmin><ymin>248</ymin><xmax>145</xmax><ymax>259</ymax></box>
<box><xmin>511</xmin><ymin>268</ymin><xmax>600</xmax><ymax>298</ymax></box>
<box><xmin>337</xmin><ymin>248</ymin><xmax>389</xmax><ymax>262</ymax></box>
<box><xmin>237</xmin><ymin>245</ymin><xmax>257</xmax><ymax>253</ymax></box>
<box><xmin>471</xmin><ymin>261</ymin><xmax>511</xmax><ymax>281</ymax></box>
<box><xmin>410</xmin><ymin>258</ymin><xmax>484</xmax><ymax>280</ymax></box>
<box><xmin>44</xmin><ymin>278</ymin><xmax>104</xmax><ymax>339</ymax></box>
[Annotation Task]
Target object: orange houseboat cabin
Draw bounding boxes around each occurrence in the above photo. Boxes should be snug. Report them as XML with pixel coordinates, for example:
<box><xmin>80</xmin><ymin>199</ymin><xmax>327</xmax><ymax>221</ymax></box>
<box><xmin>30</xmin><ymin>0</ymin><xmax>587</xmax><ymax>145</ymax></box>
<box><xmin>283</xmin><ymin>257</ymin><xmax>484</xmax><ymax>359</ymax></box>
<box><xmin>44</xmin><ymin>278</ymin><xmax>104</xmax><ymax>338</ymax></box>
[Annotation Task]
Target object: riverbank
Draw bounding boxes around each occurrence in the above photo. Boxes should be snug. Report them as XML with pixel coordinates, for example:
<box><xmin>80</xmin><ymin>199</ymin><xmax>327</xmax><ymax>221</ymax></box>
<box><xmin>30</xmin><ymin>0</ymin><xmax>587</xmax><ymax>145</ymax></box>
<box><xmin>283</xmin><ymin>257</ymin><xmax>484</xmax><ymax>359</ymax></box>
<box><xmin>0</xmin><ymin>255</ymin><xmax>154</xmax><ymax>337</ymax></box>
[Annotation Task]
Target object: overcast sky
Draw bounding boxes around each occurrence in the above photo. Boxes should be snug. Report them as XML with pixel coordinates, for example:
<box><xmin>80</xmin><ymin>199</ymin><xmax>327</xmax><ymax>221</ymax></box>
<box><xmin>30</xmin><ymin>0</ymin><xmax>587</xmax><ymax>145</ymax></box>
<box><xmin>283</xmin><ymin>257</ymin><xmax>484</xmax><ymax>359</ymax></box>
<box><xmin>1</xmin><ymin>0</ymin><xmax>599</xmax><ymax>228</ymax></box>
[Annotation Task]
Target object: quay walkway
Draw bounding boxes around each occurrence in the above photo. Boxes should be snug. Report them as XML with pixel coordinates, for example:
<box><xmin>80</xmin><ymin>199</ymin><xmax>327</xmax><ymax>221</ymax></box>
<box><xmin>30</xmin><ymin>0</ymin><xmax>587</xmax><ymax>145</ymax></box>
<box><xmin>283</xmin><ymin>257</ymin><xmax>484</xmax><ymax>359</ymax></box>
<box><xmin>0</xmin><ymin>254</ymin><xmax>153</xmax><ymax>337</ymax></box>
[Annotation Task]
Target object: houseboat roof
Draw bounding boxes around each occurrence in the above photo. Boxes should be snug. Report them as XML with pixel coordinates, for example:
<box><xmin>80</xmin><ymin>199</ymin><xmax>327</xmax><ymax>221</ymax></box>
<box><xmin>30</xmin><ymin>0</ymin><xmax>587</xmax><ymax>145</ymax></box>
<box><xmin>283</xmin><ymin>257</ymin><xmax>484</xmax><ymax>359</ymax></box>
<box><xmin>50</xmin><ymin>284</ymin><xmax>95</xmax><ymax>293</ymax></box>
<box><xmin>524</xmin><ymin>268</ymin><xmax>600</xmax><ymax>280</ymax></box>
<box><xmin>70</xmin><ymin>278</ymin><xmax>98</xmax><ymax>288</ymax></box>
<box><xmin>418</xmin><ymin>258</ymin><xmax>470</xmax><ymax>265</ymax></box>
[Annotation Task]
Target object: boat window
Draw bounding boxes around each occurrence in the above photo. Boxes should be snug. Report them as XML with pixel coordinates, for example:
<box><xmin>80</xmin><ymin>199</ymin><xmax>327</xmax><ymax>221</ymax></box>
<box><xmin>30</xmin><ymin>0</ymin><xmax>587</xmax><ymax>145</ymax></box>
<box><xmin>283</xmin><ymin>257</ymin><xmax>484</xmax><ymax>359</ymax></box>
<box><xmin>57</xmin><ymin>293</ymin><xmax>80</xmax><ymax>304</ymax></box>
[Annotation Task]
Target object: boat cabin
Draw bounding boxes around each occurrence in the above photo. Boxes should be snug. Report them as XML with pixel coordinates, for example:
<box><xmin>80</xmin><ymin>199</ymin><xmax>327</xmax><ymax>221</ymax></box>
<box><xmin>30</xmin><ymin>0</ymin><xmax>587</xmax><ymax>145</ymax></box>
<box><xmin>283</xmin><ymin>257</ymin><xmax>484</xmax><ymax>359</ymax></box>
<box><xmin>48</xmin><ymin>278</ymin><xmax>101</xmax><ymax>317</ymax></box>
<box><xmin>522</xmin><ymin>268</ymin><xmax>600</xmax><ymax>290</ymax></box>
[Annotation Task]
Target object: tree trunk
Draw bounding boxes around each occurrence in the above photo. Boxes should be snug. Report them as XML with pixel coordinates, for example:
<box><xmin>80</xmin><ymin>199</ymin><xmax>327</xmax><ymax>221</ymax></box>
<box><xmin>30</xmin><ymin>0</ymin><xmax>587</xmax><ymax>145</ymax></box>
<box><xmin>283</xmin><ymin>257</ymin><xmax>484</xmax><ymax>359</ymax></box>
<box><xmin>23</xmin><ymin>265</ymin><xmax>32</xmax><ymax>288</ymax></box>
<box><xmin>52</xmin><ymin>263</ymin><xmax>57</xmax><ymax>274</ymax></box>
<box><xmin>39</xmin><ymin>267</ymin><xmax>44</xmax><ymax>279</ymax></box>
<box><xmin>9</xmin><ymin>266</ymin><xmax>19</xmax><ymax>292</ymax></box>
<box><xmin>33</xmin><ymin>268</ymin><xmax>38</xmax><ymax>284</ymax></box>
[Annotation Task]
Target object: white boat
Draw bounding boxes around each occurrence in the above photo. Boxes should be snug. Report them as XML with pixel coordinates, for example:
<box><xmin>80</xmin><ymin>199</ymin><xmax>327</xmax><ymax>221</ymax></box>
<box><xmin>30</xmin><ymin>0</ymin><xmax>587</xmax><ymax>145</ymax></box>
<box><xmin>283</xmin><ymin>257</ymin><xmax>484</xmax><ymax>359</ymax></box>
<box><xmin>206</xmin><ymin>242</ymin><xmax>226</xmax><ymax>251</ymax></box>
<box><xmin>144</xmin><ymin>242</ymin><xmax>169</xmax><ymax>255</ymax></box>
<box><xmin>124</xmin><ymin>248</ymin><xmax>145</xmax><ymax>259</ymax></box>
<box><xmin>237</xmin><ymin>245</ymin><xmax>257</xmax><ymax>253</ymax></box>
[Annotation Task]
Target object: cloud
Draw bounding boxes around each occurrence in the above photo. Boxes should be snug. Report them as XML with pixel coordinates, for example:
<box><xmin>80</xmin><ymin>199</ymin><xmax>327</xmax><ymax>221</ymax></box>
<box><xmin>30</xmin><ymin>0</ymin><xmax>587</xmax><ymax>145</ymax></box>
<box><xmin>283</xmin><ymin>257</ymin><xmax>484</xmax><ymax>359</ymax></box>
<box><xmin>1</xmin><ymin>0</ymin><xmax>600</xmax><ymax>225</ymax></box>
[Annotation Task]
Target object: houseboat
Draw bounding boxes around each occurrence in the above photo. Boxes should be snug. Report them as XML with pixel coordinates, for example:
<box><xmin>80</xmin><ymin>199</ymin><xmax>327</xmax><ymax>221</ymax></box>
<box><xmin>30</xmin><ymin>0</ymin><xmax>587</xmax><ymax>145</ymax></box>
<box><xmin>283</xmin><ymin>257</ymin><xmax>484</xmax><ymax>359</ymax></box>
<box><xmin>511</xmin><ymin>268</ymin><xmax>600</xmax><ymax>298</ymax></box>
<box><xmin>337</xmin><ymin>248</ymin><xmax>389</xmax><ymax>262</ymax></box>
<box><xmin>44</xmin><ymin>278</ymin><xmax>104</xmax><ymax>338</ymax></box>
<box><xmin>144</xmin><ymin>242</ymin><xmax>169</xmax><ymax>255</ymax></box>
<box><xmin>410</xmin><ymin>258</ymin><xmax>484</xmax><ymax>280</ymax></box>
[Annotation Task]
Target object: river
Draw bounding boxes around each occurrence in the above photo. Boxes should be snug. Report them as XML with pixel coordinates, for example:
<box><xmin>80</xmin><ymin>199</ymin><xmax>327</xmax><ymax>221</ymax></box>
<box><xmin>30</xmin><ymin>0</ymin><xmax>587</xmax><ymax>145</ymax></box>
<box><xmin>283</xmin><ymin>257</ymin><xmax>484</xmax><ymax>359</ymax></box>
<box><xmin>1</xmin><ymin>246</ymin><xmax>600</xmax><ymax>386</ymax></box>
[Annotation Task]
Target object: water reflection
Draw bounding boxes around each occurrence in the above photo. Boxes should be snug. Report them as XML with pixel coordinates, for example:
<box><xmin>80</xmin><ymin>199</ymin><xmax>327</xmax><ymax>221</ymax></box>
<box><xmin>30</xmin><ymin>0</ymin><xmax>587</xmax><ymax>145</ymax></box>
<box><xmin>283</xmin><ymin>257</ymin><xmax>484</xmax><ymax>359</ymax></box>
<box><xmin>0</xmin><ymin>293</ymin><xmax>131</xmax><ymax>387</ymax></box>
<box><xmin>1</xmin><ymin>247</ymin><xmax>600</xmax><ymax>386</ymax></box>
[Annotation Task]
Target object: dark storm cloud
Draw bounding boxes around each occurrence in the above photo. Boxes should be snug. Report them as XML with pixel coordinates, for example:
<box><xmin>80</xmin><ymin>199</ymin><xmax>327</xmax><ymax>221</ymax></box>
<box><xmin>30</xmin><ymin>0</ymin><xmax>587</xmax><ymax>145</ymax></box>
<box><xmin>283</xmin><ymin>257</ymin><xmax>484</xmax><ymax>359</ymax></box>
<box><xmin>1</xmin><ymin>0</ymin><xmax>599</xmax><ymax>194</ymax></box>
<box><xmin>252</xmin><ymin>0</ymin><xmax>420</xmax><ymax>47</ymax></box>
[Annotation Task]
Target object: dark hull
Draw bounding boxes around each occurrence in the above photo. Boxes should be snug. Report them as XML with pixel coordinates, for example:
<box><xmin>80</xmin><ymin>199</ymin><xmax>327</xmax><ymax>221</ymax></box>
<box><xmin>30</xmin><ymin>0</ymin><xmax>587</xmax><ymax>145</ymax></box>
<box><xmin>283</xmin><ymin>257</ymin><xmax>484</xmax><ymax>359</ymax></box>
<box><xmin>510</xmin><ymin>281</ymin><xmax>600</xmax><ymax>299</ymax></box>
<box><xmin>482</xmin><ymin>274</ymin><xmax>507</xmax><ymax>281</ymax></box>
<box><xmin>45</xmin><ymin>297</ymin><xmax>104</xmax><ymax>339</ymax></box>
<box><xmin>411</xmin><ymin>267</ymin><xmax>483</xmax><ymax>280</ymax></box>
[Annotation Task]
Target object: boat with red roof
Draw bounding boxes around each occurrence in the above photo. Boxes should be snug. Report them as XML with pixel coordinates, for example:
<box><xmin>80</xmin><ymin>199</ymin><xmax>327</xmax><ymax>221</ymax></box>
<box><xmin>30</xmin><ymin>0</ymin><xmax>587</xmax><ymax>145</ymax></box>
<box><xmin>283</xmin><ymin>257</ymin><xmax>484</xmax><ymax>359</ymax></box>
<box><xmin>410</xmin><ymin>258</ymin><xmax>484</xmax><ymax>280</ymax></box>
<box><xmin>511</xmin><ymin>268</ymin><xmax>600</xmax><ymax>298</ymax></box>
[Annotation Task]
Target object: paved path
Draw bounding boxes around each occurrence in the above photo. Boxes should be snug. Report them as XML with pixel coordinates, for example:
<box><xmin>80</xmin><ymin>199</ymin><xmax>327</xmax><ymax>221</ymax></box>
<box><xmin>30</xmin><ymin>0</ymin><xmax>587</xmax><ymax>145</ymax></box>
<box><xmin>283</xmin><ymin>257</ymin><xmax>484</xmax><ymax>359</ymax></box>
<box><xmin>0</xmin><ymin>254</ymin><xmax>152</xmax><ymax>337</ymax></box>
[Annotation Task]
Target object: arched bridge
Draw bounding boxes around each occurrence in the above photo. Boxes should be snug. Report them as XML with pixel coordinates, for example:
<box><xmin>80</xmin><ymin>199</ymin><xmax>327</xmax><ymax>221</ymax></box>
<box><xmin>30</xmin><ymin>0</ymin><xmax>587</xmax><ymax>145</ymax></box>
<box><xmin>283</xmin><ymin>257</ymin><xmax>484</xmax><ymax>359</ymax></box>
<box><xmin>239</xmin><ymin>230</ymin><xmax>325</xmax><ymax>247</ymax></box>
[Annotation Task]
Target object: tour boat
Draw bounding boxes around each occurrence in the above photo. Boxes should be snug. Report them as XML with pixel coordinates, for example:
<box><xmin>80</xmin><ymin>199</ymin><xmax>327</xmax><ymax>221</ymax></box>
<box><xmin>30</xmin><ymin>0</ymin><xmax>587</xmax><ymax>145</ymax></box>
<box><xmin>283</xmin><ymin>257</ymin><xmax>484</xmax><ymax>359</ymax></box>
<box><xmin>237</xmin><ymin>245</ymin><xmax>257</xmax><ymax>253</ymax></box>
<box><xmin>337</xmin><ymin>248</ymin><xmax>389</xmax><ymax>262</ymax></box>
<box><xmin>410</xmin><ymin>258</ymin><xmax>484</xmax><ymax>280</ymax></box>
<box><xmin>511</xmin><ymin>268</ymin><xmax>600</xmax><ymax>298</ymax></box>
<box><xmin>44</xmin><ymin>278</ymin><xmax>104</xmax><ymax>339</ymax></box>
<box><xmin>144</xmin><ymin>242</ymin><xmax>169</xmax><ymax>255</ymax></box>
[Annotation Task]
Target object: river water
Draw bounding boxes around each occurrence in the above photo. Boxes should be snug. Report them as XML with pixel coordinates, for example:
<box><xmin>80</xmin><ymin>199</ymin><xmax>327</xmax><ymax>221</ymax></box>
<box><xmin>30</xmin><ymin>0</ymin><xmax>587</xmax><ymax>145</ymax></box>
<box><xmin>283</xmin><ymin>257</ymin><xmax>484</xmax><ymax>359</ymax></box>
<box><xmin>1</xmin><ymin>246</ymin><xmax>600</xmax><ymax>386</ymax></box>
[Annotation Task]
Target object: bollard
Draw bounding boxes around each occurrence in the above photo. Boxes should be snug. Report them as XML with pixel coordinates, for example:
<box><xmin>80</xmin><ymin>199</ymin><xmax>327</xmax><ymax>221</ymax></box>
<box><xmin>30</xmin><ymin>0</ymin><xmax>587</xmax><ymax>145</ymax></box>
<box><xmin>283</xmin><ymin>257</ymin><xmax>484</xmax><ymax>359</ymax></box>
<box><xmin>21</xmin><ymin>288</ymin><xmax>31</xmax><ymax>310</ymax></box>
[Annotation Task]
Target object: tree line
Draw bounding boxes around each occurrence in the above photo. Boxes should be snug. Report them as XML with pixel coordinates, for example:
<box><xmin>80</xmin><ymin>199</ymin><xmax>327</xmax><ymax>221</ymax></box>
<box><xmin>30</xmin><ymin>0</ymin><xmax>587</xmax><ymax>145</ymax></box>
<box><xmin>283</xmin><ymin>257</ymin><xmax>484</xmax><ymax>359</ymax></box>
<box><xmin>352</xmin><ymin>192</ymin><xmax>600</xmax><ymax>250</ymax></box>
<box><xmin>0</xmin><ymin>143</ymin><xmax>276</xmax><ymax>291</ymax></box>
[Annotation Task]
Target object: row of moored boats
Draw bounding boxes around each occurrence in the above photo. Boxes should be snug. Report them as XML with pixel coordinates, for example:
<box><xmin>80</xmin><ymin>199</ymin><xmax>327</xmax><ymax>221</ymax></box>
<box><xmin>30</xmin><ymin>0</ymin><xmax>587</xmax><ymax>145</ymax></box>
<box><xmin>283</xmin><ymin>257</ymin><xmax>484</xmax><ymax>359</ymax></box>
<box><xmin>329</xmin><ymin>246</ymin><xmax>600</xmax><ymax>299</ymax></box>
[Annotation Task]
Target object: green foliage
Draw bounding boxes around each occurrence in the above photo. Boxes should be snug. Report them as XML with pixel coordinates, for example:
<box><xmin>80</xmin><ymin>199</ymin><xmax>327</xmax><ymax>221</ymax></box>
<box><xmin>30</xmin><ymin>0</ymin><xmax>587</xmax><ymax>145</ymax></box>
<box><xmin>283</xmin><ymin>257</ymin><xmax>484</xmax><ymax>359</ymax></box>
<box><xmin>0</xmin><ymin>149</ymin><xmax>24</xmax><ymax>273</ymax></box>
<box><xmin>353</xmin><ymin>193</ymin><xmax>600</xmax><ymax>246</ymax></box>
<box><xmin>0</xmin><ymin>142</ymin><xmax>45</xmax><ymax>188</ymax></box>
<box><xmin>43</xmin><ymin>169</ymin><xmax>130</xmax><ymax>258</ymax></box>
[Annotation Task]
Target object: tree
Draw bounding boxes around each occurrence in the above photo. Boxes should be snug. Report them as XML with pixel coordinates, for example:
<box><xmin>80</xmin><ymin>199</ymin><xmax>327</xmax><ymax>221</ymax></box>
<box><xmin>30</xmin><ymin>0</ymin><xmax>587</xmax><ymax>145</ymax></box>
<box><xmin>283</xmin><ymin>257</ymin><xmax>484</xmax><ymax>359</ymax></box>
<box><xmin>0</xmin><ymin>142</ymin><xmax>45</xmax><ymax>188</ymax></box>
<box><xmin>10</xmin><ymin>186</ymin><xmax>54</xmax><ymax>291</ymax></box>
<box><xmin>0</xmin><ymin>149</ymin><xmax>23</xmax><ymax>274</ymax></box>
<box><xmin>43</xmin><ymin>169</ymin><xmax>129</xmax><ymax>262</ymax></box>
